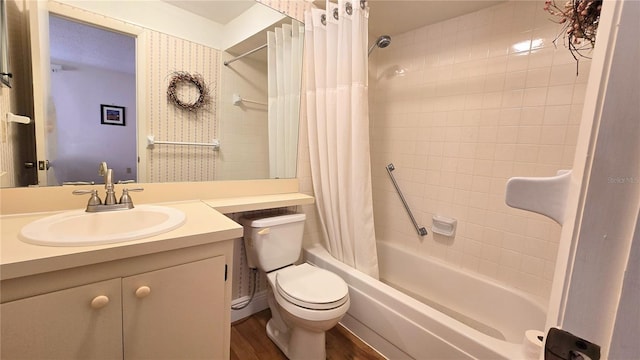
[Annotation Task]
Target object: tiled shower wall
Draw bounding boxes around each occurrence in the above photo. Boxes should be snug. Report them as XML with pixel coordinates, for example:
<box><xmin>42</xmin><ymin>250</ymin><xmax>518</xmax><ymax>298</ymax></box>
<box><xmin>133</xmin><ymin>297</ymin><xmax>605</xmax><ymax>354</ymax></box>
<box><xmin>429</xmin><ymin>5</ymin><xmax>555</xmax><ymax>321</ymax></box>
<box><xmin>369</xmin><ymin>1</ymin><xmax>591</xmax><ymax>299</ymax></box>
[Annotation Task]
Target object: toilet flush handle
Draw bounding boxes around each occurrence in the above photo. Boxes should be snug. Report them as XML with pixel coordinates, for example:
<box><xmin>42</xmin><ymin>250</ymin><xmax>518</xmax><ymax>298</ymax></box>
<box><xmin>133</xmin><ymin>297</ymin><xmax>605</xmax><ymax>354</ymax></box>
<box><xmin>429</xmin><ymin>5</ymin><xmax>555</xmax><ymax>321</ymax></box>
<box><xmin>258</xmin><ymin>228</ymin><xmax>270</xmax><ymax>235</ymax></box>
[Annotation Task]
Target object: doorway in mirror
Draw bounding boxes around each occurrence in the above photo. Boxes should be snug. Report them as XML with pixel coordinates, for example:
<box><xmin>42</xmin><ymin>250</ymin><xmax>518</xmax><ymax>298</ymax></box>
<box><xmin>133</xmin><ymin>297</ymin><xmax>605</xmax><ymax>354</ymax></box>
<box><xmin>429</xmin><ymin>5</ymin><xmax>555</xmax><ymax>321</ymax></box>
<box><xmin>48</xmin><ymin>15</ymin><xmax>137</xmax><ymax>185</ymax></box>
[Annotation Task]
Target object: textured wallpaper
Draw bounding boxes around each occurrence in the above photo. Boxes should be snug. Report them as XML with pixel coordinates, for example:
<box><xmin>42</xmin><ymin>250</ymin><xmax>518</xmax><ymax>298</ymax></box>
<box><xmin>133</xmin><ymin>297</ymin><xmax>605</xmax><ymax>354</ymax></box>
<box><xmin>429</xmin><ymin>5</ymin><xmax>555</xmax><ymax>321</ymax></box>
<box><xmin>256</xmin><ymin>0</ymin><xmax>311</xmax><ymax>22</ymax></box>
<box><xmin>144</xmin><ymin>31</ymin><xmax>220</xmax><ymax>183</ymax></box>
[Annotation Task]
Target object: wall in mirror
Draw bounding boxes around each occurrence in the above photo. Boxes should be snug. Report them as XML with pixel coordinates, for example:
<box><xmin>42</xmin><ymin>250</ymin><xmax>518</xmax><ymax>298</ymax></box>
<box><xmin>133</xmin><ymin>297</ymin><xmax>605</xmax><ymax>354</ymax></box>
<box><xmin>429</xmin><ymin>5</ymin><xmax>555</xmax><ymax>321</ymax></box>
<box><xmin>0</xmin><ymin>0</ymin><xmax>307</xmax><ymax>188</ymax></box>
<box><xmin>141</xmin><ymin>25</ymin><xmax>221</xmax><ymax>183</ymax></box>
<box><xmin>0</xmin><ymin>0</ymin><xmax>34</xmax><ymax>188</ymax></box>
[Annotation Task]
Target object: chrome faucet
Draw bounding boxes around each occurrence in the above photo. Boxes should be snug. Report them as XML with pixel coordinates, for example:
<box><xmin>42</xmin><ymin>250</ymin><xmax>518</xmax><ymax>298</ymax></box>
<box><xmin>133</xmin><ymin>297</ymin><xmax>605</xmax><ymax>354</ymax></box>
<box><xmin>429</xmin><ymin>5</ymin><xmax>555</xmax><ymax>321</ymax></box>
<box><xmin>73</xmin><ymin>162</ymin><xmax>143</xmax><ymax>212</ymax></box>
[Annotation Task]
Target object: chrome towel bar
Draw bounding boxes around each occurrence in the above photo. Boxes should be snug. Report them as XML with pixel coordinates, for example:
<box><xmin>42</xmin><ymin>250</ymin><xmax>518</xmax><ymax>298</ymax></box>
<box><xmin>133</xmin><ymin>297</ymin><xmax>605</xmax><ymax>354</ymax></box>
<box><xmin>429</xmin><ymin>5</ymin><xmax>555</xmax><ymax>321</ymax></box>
<box><xmin>385</xmin><ymin>163</ymin><xmax>428</xmax><ymax>237</ymax></box>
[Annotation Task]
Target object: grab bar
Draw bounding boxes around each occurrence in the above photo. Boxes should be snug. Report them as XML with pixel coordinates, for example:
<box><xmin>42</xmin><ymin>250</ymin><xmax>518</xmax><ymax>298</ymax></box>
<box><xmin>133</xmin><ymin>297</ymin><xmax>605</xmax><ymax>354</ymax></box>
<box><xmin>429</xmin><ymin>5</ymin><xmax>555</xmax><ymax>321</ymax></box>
<box><xmin>385</xmin><ymin>163</ymin><xmax>428</xmax><ymax>237</ymax></box>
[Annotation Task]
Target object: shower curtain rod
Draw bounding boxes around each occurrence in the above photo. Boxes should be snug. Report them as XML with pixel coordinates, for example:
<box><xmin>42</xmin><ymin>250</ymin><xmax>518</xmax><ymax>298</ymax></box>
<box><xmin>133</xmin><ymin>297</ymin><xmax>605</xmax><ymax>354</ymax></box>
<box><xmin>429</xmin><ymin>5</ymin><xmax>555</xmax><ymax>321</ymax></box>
<box><xmin>224</xmin><ymin>43</ymin><xmax>268</xmax><ymax>66</ymax></box>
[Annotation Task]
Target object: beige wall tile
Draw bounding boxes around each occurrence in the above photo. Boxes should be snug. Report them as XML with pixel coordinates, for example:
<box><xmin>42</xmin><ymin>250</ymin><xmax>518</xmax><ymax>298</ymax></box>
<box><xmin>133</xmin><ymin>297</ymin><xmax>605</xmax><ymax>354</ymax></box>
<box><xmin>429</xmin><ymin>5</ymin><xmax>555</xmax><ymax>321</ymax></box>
<box><xmin>369</xmin><ymin>0</ymin><xmax>591</xmax><ymax>299</ymax></box>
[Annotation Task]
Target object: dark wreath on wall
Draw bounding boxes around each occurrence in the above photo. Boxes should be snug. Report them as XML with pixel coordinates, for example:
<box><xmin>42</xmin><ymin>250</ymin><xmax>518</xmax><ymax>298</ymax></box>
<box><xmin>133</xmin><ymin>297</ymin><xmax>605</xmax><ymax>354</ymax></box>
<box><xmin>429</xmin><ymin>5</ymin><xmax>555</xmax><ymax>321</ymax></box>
<box><xmin>167</xmin><ymin>71</ymin><xmax>210</xmax><ymax>112</ymax></box>
<box><xmin>544</xmin><ymin>0</ymin><xmax>602</xmax><ymax>74</ymax></box>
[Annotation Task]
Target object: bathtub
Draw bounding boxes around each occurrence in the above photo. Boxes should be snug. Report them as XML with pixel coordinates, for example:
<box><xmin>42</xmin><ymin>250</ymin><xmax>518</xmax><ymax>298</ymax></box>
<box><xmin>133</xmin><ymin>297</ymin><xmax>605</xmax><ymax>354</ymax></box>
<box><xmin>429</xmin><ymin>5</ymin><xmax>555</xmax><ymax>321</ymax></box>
<box><xmin>304</xmin><ymin>241</ymin><xmax>547</xmax><ymax>359</ymax></box>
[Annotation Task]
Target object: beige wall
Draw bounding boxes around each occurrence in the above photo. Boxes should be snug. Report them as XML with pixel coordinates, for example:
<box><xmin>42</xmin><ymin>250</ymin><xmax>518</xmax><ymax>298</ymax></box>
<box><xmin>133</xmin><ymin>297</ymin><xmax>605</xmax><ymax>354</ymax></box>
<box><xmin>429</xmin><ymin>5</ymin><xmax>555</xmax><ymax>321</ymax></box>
<box><xmin>216</xmin><ymin>54</ymin><xmax>269</xmax><ymax>180</ymax></box>
<box><xmin>369</xmin><ymin>1</ymin><xmax>591</xmax><ymax>300</ymax></box>
<box><xmin>143</xmin><ymin>30</ymin><xmax>221</xmax><ymax>182</ymax></box>
<box><xmin>256</xmin><ymin>0</ymin><xmax>307</xmax><ymax>23</ymax></box>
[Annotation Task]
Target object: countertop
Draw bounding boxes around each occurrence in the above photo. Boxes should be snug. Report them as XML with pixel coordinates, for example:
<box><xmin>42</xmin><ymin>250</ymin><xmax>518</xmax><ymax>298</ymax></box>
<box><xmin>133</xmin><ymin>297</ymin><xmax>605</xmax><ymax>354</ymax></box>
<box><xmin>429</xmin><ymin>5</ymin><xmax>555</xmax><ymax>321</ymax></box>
<box><xmin>202</xmin><ymin>193</ymin><xmax>314</xmax><ymax>213</ymax></box>
<box><xmin>0</xmin><ymin>201</ymin><xmax>243</xmax><ymax>281</ymax></box>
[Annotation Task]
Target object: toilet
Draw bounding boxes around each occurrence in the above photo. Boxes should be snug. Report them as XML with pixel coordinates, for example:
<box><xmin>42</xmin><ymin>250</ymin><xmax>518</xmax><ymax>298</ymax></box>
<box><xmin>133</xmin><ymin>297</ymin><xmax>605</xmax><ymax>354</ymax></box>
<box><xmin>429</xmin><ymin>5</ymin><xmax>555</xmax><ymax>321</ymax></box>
<box><xmin>241</xmin><ymin>213</ymin><xmax>350</xmax><ymax>360</ymax></box>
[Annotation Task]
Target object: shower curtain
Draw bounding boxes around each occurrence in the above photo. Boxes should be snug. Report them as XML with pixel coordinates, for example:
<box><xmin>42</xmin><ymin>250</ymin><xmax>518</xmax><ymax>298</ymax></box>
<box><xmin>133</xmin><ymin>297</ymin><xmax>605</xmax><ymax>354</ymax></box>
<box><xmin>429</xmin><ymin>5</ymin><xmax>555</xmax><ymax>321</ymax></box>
<box><xmin>304</xmin><ymin>0</ymin><xmax>379</xmax><ymax>278</ymax></box>
<box><xmin>267</xmin><ymin>21</ymin><xmax>304</xmax><ymax>179</ymax></box>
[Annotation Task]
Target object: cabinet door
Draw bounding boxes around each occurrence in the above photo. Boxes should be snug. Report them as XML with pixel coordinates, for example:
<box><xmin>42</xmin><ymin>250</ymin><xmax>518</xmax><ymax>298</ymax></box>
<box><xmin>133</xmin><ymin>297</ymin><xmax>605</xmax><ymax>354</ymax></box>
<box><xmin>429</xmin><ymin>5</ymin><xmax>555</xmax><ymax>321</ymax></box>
<box><xmin>122</xmin><ymin>256</ymin><xmax>226</xmax><ymax>359</ymax></box>
<box><xmin>0</xmin><ymin>278</ymin><xmax>122</xmax><ymax>360</ymax></box>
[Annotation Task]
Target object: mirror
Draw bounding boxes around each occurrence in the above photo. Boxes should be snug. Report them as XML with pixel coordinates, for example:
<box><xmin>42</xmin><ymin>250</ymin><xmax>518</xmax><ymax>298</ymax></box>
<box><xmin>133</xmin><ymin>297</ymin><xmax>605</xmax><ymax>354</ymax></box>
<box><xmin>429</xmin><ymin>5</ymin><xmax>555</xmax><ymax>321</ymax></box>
<box><xmin>7</xmin><ymin>0</ymin><xmax>303</xmax><ymax>187</ymax></box>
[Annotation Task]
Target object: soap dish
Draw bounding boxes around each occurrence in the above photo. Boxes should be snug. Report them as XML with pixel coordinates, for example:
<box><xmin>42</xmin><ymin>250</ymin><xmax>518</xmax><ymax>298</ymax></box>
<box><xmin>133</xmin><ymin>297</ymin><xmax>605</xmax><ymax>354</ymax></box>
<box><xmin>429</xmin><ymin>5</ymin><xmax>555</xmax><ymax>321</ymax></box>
<box><xmin>432</xmin><ymin>215</ymin><xmax>457</xmax><ymax>237</ymax></box>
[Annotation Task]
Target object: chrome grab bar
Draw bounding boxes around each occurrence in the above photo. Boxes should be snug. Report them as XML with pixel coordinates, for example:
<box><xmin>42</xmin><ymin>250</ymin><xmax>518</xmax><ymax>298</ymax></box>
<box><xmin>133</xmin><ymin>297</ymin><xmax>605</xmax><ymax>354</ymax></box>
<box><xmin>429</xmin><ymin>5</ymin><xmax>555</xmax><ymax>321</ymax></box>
<box><xmin>385</xmin><ymin>163</ymin><xmax>428</xmax><ymax>237</ymax></box>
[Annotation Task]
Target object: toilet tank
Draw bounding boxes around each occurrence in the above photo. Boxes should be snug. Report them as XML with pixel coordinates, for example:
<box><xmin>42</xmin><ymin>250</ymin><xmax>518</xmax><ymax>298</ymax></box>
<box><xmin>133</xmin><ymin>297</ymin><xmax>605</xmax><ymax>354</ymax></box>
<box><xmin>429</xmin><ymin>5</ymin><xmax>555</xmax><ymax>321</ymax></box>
<box><xmin>240</xmin><ymin>213</ymin><xmax>306</xmax><ymax>272</ymax></box>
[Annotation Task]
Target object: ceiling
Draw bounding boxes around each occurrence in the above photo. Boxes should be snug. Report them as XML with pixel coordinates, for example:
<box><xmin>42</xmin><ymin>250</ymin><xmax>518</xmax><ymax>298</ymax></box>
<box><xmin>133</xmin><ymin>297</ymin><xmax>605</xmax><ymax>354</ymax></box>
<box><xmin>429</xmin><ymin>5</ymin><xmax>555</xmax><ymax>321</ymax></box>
<box><xmin>162</xmin><ymin>0</ymin><xmax>255</xmax><ymax>25</ymax></box>
<box><xmin>366</xmin><ymin>0</ymin><xmax>504</xmax><ymax>37</ymax></box>
<box><xmin>49</xmin><ymin>15</ymin><xmax>136</xmax><ymax>74</ymax></box>
<box><xmin>48</xmin><ymin>0</ymin><xmax>505</xmax><ymax>73</ymax></box>
<box><xmin>166</xmin><ymin>0</ymin><xmax>505</xmax><ymax>38</ymax></box>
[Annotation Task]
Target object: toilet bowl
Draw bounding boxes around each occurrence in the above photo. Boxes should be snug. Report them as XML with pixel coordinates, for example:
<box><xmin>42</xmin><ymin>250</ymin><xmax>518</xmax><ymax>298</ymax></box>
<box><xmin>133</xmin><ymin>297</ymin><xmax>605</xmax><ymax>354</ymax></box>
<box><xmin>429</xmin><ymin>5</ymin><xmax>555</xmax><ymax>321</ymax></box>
<box><xmin>265</xmin><ymin>263</ymin><xmax>350</xmax><ymax>360</ymax></box>
<box><xmin>240</xmin><ymin>213</ymin><xmax>350</xmax><ymax>360</ymax></box>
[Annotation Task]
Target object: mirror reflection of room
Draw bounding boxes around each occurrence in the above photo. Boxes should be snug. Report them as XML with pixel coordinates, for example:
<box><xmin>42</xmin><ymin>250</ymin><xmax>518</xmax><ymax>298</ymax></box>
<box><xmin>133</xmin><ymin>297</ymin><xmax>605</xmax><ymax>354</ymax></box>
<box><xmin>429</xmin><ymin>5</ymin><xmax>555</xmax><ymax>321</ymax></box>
<box><xmin>0</xmin><ymin>0</ymin><xmax>304</xmax><ymax>188</ymax></box>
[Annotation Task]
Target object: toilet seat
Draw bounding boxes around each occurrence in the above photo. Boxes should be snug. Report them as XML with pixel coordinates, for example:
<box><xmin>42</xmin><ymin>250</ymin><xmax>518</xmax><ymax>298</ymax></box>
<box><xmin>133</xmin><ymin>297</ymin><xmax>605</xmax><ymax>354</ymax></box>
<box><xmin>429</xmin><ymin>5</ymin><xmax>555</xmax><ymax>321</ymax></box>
<box><xmin>273</xmin><ymin>264</ymin><xmax>349</xmax><ymax>310</ymax></box>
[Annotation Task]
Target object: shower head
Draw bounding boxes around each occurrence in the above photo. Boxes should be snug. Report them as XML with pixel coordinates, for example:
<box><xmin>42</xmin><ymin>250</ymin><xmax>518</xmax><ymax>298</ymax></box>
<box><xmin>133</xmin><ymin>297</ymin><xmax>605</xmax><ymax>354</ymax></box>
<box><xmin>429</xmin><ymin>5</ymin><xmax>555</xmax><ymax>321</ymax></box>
<box><xmin>368</xmin><ymin>35</ymin><xmax>391</xmax><ymax>56</ymax></box>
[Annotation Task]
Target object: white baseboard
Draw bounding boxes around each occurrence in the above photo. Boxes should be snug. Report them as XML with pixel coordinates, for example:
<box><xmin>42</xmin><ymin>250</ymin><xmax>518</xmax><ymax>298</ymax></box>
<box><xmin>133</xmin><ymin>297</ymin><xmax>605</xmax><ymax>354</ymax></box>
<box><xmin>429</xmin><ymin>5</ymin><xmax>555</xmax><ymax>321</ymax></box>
<box><xmin>230</xmin><ymin>290</ymin><xmax>269</xmax><ymax>323</ymax></box>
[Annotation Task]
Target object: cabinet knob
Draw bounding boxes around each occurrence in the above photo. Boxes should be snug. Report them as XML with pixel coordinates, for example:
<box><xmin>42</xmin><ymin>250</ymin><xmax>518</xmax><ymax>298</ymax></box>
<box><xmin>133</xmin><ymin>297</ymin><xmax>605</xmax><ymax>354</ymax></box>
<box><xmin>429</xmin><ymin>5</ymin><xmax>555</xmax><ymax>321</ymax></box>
<box><xmin>90</xmin><ymin>295</ymin><xmax>110</xmax><ymax>309</ymax></box>
<box><xmin>135</xmin><ymin>286</ymin><xmax>151</xmax><ymax>299</ymax></box>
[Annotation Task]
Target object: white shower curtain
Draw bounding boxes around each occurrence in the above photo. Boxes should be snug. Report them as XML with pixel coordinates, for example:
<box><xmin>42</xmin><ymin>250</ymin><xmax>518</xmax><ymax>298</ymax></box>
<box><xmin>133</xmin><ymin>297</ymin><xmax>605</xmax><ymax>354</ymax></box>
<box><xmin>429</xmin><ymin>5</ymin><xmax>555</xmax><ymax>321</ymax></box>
<box><xmin>304</xmin><ymin>0</ymin><xmax>379</xmax><ymax>278</ymax></box>
<box><xmin>267</xmin><ymin>21</ymin><xmax>304</xmax><ymax>179</ymax></box>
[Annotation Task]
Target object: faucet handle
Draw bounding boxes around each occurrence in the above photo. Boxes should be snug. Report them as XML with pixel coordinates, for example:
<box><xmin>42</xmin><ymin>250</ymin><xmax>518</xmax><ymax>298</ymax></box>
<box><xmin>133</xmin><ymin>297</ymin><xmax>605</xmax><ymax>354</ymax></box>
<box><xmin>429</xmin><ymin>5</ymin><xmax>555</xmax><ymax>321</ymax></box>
<box><xmin>124</xmin><ymin>187</ymin><xmax>144</xmax><ymax>192</ymax></box>
<box><xmin>119</xmin><ymin>187</ymin><xmax>144</xmax><ymax>208</ymax></box>
<box><xmin>72</xmin><ymin>189</ymin><xmax>102</xmax><ymax>207</ymax></box>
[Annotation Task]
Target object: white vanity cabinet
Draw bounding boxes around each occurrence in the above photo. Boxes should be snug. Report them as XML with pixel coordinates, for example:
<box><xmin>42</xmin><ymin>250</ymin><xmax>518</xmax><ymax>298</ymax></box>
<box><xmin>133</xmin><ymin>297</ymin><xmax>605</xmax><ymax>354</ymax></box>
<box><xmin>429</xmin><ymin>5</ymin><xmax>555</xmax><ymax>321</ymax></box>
<box><xmin>1</xmin><ymin>254</ymin><xmax>228</xmax><ymax>360</ymax></box>
<box><xmin>122</xmin><ymin>256</ymin><xmax>226</xmax><ymax>359</ymax></box>
<box><xmin>1</xmin><ymin>278</ymin><xmax>124</xmax><ymax>359</ymax></box>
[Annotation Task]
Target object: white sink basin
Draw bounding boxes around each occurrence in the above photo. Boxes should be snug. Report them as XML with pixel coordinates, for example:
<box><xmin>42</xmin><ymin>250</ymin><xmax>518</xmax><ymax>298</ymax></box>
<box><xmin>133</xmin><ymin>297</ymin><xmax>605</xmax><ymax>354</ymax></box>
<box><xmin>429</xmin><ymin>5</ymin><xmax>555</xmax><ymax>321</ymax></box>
<box><xmin>19</xmin><ymin>205</ymin><xmax>186</xmax><ymax>246</ymax></box>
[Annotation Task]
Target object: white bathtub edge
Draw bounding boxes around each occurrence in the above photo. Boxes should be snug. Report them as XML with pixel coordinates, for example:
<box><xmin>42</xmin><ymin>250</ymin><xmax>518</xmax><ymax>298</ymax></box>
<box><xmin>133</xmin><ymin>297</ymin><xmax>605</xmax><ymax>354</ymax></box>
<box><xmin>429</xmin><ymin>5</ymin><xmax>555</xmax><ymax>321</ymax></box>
<box><xmin>305</xmin><ymin>244</ymin><xmax>526</xmax><ymax>360</ymax></box>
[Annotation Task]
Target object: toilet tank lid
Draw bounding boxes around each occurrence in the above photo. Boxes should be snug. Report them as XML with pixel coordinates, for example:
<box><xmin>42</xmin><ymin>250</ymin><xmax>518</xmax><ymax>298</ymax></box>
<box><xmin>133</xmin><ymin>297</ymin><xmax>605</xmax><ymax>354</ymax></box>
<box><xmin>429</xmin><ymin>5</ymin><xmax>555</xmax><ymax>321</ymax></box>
<box><xmin>242</xmin><ymin>213</ymin><xmax>306</xmax><ymax>228</ymax></box>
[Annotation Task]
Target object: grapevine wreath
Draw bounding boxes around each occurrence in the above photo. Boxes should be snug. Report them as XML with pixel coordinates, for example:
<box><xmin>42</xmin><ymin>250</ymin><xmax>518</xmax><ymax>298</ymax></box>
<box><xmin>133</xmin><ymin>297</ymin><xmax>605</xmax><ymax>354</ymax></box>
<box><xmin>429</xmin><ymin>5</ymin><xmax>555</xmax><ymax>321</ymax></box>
<box><xmin>167</xmin><ymin>71</ymin><xmax>210</xmax><ymax>111</ymax></box>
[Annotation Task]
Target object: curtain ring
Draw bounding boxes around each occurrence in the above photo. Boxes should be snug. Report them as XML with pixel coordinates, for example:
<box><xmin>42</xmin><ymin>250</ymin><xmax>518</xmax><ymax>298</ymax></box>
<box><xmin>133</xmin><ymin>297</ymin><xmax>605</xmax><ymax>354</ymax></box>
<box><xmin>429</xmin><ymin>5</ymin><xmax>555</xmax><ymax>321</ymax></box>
<box><xmin>360</xmin><ymin>0</ymin><xmax>366</xmax><ymax>9</ymax></box>
<box><xmin>321</xmin><ymin>13</ymin><xmax>326</xmax><ymax>25</ymax></box>
<box><xmin>345</xmin><ymin>2</ymin><xmax>353</xmax><ymax>15</ymax></box>
<box><xmin>333</xmin><ymin>7</ymin><xmax>339</xmax><ymax>20</ymax></box>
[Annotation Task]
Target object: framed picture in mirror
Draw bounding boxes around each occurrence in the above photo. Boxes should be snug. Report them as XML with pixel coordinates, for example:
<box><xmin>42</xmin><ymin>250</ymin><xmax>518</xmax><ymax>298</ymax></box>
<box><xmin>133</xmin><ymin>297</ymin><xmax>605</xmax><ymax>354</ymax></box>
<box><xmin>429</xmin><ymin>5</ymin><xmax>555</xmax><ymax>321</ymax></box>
<box><xmin>101</xmin><ymin>104</ymin><xmax>126</xmax><ymax>126</ymax></box>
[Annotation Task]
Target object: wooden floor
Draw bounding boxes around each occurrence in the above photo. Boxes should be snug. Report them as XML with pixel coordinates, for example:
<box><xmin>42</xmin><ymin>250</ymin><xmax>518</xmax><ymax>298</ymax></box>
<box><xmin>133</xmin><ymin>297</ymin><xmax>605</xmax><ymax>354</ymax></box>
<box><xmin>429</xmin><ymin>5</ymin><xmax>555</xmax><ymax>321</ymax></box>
<box><xmin>231</xmin><ymin>309</ymin><xmax>386</xmax><ymax>360</ymax></box>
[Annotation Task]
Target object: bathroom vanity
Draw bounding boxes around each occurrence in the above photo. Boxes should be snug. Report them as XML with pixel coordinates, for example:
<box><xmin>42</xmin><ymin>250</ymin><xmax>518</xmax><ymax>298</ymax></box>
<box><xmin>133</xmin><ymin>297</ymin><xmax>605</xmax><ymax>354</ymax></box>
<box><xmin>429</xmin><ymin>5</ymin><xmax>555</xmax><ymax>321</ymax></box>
<box><xmin>0</xmin><ymin>201</ymin><xmax>243</xmax><ymax>359</ymax></box>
